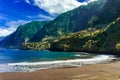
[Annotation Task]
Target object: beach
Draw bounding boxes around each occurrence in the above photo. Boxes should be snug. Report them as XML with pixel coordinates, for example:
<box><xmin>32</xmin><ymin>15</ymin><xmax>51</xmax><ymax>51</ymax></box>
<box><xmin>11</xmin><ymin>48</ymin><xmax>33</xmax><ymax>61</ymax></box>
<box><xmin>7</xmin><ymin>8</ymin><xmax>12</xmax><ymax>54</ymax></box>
<box><xmin>0</xmin><ymin>49</ymin><xmax>119</xmax><ymax>80</ymax></box>
<box><xmin>0</xmin><ymin>61</ymin><xmax>120</xmax><ymax>80</ymax></box>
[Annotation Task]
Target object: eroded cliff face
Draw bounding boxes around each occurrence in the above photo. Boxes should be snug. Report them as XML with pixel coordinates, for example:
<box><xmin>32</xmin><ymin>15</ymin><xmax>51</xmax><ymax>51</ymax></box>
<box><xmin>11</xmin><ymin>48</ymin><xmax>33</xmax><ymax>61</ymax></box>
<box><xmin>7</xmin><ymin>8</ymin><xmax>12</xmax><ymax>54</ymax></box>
<box><xmin>50</xmin><ymin>18</ymin><xmax>120</xmax><ymax>54</ymax></box>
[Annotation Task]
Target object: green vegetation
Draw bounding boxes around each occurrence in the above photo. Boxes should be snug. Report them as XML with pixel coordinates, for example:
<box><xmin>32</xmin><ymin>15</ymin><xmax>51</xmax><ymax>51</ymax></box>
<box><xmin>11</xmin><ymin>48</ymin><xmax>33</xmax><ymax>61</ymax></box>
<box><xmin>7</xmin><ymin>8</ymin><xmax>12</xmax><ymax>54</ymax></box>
<box><xmin>1</xmin><ymin>0</ymin><xmax>120</xmax><ymax>55</ymax></box>
<box><xmin>116</xmin><ymin>43</ymin><xmax>120</xmax><ymax>50</ymax></box>
<box><xmin>50</xmin><ymin>18</ymin><xmax>120</xmax><ymax>54</ymax></box>
<box><xmin>22</xmin><ymin>36</ymin><xmax>55</xmax><ymax>50</ymax></box>
<box><xmin>22</xmin><ymin>41</ymin><xmax>50</xmax><ymax>50</ymax></box>
<box><xmin>29</xmin><ymin>0</ymin><xmax>107</xmax><ymax>42</ymax></box>
<box><xmin>24</xmin><ymin>0</ymin><xmax>120</xmax><ymax>54</ymax></box>
<box><xmin>0</xmin><ymin>21</ymin><xmax>50</xmax><ymax>48</ymax></box>
<box><xmin>29</xmin><ymin>0</ymin><xmax>120</xmax><ymax>44</ymax></box>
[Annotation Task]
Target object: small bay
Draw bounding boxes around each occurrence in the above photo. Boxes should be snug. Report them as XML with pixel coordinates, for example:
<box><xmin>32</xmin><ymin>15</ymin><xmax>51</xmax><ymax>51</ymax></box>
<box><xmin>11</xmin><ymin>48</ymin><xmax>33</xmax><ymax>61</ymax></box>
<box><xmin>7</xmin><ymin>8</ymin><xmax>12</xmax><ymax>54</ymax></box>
<box><xmin>0</xmin><ymin>49</ymin><xmax>115</xmax><ymax>73</ymax></box>
<box><xmin>0</xmin><ymin>49</ymin><xmax>92</xmax><ymax>63</ymax></box>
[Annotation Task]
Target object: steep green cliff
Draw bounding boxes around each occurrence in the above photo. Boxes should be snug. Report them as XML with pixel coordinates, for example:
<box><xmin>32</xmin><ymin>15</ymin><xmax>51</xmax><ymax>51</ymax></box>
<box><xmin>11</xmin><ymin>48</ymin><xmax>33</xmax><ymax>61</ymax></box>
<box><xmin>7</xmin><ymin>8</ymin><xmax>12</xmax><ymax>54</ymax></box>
<box><xmin>50</xmin><ymin>18</ymin><xmax>120</xmax><ymax>54</ymax></box>
<box><xmin>21</xmin><ymin>0</ymin><xmax>120</xmax><ymax>54</ymax></box>
<box><xmin>0</xmin><ymin>21</ymin><xmax>50</xmax><ymax>48</ymax></box>
<box><xmin>29</xmin><ymin>0</ymin><xmax>107</xmax><ymax>42</ymax></box>
<box><xmin>92</xmin><ymin>0</ymin><xmax>120</xmax><ymax>27</ymax></box>
<box><xmin>1</xmin><ymin>0</ymin><xmax>120</xmax><ymax>52</ymax></box>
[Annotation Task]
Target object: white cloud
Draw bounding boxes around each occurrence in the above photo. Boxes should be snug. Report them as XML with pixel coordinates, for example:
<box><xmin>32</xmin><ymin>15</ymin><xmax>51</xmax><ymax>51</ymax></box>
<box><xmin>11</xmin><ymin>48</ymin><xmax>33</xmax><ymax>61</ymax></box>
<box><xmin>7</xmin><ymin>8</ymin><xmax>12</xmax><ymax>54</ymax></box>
<box><xmin>87</xmin><ymin>0</ymin><xmax>97</xmax><ymax>3</ymax></box>
<box><xmin>34</xmin><ymin>0</ymin><xmax>83</xmax><ymax>14</ymax></box>
<box><xmin>32</xmin><ymin>0</ymin><xmax>97</xmax><ymax>15</ymax></box>
<box><xmin>38</xmin><ymin>14</ymin><xmax>54</xmax><ymax>20</ymax></box>
<box><xmin>25</xmin><ymin>0</ymin><xmax>31</xmax><ymax>4</ymax></box>
<box><xmin>0</xmin><ymin>28</ymin><xmax>13</xmax><ymax>37</ymax></box>
<box><xmin>0</xmin><ymin>20</ymin><xmax>30</xmax><ymax>37</ymax></box>
<box><xmin>27</xmin><ymin>14</ymin><xmax>55</xmax><ymax>21</ymax></box>
<box><xmin>5</xmin><ymin>20</ymin><xmax>29</xmax><ymax>29</ymax></box>
<box><xmin>0</xmin><ymin>0</ymin><xmax>98</xmax><ymax>37</ymax></box>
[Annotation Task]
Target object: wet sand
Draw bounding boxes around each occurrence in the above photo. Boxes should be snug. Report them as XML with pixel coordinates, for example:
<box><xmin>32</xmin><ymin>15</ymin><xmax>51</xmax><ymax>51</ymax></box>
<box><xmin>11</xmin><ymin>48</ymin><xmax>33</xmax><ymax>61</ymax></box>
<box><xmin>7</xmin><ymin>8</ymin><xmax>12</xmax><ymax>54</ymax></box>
<box><xmin>0</xmin><ymin>62</ymin><xmax>120</xmax><ymax>80</ymax></box>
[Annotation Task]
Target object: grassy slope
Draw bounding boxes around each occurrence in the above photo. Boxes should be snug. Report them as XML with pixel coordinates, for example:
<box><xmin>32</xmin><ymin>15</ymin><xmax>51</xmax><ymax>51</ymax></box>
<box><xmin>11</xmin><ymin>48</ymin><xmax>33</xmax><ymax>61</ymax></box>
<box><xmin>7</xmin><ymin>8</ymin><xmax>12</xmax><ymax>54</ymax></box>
<box><xmin>50</xmin><ymin>18</ymin><xmax>120</xmax><ymax>54</ymax></box>
<box><xmin>21</xmin><ymin>0</ymin><xmax>120</xmax><ymax>54</ymax></box>
<box><xmin>0</xmin><ymin>21</ymin><xmax>50</xmax><ymax>48</ymax></box>
<box><xmin>29</xmin><ymin>0</ymin><xmax>106</xmax><ymax>42</ymax></box>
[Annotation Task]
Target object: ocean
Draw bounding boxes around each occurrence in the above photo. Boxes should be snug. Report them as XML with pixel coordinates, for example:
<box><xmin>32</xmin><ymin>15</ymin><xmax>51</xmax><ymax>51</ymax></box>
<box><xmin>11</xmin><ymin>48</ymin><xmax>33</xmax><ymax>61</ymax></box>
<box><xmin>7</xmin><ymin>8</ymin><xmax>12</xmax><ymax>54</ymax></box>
<box><xmin>0</xmin><ymin>49</ymin><xmax>115</xmax><ymax>73</ymax></box>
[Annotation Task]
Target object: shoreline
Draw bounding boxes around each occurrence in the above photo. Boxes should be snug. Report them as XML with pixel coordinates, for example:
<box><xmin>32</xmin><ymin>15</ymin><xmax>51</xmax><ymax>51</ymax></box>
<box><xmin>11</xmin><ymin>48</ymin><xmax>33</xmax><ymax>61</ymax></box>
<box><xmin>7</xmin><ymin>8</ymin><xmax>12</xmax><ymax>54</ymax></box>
<box><xmin>0</xmin><ymin>55</ymin><xmax>115</xmax><ymax>73</ymax></box>
<box><xmin>0</xmin><ymin>60</ymin><xmax>120</xmax><ymax>80</ymax></box>
<box><xmin>0</xmin><ymin>50</ymin><xmax>119</xmax><ymax>80</ymax></box>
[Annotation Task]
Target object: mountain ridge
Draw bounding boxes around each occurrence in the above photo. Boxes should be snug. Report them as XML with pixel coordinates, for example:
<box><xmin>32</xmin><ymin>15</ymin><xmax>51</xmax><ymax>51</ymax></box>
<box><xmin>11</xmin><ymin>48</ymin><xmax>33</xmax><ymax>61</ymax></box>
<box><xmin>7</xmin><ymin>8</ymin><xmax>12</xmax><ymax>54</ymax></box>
<box><xmin>29</xmin><ymin>0</ymin><xmax>107</xmax><ymax>42</ymax></box>
<box><xmin>1</xmin><ymin>0</ymin><xmax>120</xmax><ymax>52</ymax></box>
<box><xmin>50</xmin><ymin>17</ymin><xmax>120</xmax><ymax>54</ymax></box>
<box><xmin>21</xmin><ymin>0</ymin><xmax>120</xmax><ymax>54</ymax></box>
<box><xmin>0</xmin><ymin>21</ymin><xmax>50</xmax><ymax>48</ymax></box>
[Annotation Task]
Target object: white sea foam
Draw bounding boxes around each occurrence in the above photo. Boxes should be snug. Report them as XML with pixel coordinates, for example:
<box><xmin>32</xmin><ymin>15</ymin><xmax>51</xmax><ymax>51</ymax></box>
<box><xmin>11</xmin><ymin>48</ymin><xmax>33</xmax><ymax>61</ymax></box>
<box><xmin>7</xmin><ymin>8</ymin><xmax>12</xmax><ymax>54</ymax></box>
<box><xmin>0</xmin><ymin>55</ymin><xmax>115</xmax><ymax>73</ymax></box>
<box><xmin>75</xmin><ymin>54</ymin><xmax>81</xmax><ymax>57</ymax></box>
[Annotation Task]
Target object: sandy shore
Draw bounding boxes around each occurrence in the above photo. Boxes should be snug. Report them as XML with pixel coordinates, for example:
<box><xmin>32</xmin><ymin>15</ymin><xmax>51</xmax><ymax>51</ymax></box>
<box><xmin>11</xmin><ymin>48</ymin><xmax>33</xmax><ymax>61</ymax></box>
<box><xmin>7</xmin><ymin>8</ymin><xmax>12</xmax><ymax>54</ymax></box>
<box><xmin>0</xmin><ymin>61</ymin><xmax>120</xmax><ymax>80</ymax></box>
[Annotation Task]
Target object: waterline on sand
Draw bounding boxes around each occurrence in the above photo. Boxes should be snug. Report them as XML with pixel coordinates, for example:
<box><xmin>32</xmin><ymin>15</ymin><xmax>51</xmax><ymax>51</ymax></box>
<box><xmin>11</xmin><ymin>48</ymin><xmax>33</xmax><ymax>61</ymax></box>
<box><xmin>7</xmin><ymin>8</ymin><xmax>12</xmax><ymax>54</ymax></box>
<box><xmin>0</xmin><ymin>55</ymin><xmax>115</xmax><ymax>73</ymax></box>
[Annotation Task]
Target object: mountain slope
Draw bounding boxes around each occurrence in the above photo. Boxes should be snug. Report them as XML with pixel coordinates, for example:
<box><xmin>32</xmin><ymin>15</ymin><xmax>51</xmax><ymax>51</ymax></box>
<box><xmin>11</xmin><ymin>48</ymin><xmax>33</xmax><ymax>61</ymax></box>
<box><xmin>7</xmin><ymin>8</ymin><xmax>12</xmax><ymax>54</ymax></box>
<box><xmin>92</xmin><ymin>0</ymin><xmax>120</xmax><ymax>27</ymax></box>
<box><xmin>29</xmin><ymin>0</ymin><xmax>107</xmax><ymax>42</ymax></box>
<box><xmin>21</xmin><ymin>0</ymin><xmax>120</xmax><ymax>53</ymax></box>
<box><xmin>0</xmin><ymin>21</ymin><xmax>50</xmax><ymax>48</ymax></box>
<box><xmin>50</xmin><ymin>18</ymin><xmax>120</xmax><ymax>54</ymax></box>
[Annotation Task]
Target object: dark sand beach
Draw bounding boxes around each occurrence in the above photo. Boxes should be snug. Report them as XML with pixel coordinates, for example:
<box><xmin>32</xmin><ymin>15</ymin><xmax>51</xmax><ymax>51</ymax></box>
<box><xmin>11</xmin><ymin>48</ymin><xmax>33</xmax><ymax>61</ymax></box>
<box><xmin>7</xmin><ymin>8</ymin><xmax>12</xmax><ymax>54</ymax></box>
<box><xmin>0</xmin><ymin>61</ymin><xmax>120</xmax><ymax>80</ymax></box>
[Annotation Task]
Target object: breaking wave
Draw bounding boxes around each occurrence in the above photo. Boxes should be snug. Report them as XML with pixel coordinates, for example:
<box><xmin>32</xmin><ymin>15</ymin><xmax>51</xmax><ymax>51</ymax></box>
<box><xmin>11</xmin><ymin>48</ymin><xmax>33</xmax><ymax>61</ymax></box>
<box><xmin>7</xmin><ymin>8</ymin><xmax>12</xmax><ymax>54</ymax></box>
<box><xmin>0</xmin><ymin>55</ymin><xmax>115</xmax><ymax>73</ymax></box>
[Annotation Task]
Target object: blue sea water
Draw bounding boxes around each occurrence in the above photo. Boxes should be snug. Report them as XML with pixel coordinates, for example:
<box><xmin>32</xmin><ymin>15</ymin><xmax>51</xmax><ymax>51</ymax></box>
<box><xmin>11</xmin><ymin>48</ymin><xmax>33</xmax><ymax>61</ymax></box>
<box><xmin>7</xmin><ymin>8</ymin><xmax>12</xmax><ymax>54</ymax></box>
<box><xmin>0</xmin><ymin>49</ymin><xmax>115</xmax><ymax>73</ymax></box>
<box><xmin>0</xmin><ymin>49</ymin><xmax>80</xmax><ymax>63</ymax></box>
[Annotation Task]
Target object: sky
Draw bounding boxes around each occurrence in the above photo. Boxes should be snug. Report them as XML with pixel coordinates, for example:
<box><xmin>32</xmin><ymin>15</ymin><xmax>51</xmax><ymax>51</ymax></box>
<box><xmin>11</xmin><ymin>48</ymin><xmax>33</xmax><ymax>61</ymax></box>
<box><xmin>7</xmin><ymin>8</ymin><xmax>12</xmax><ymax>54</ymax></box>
<box><xmin>0</xmin><ymin>0</ymin><xmax>97</xmax><ymax>37</ymax></box>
